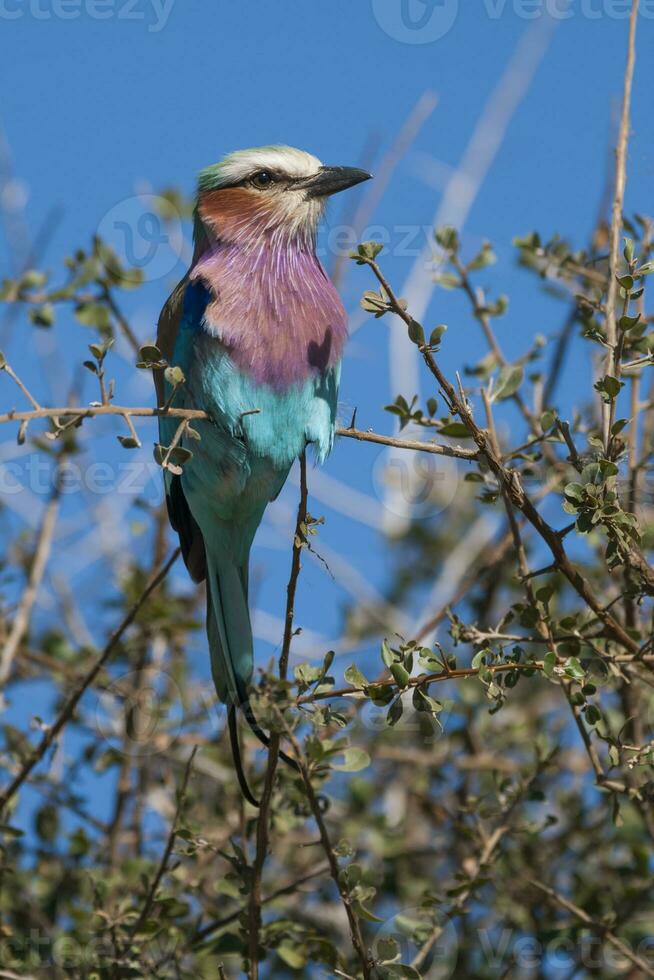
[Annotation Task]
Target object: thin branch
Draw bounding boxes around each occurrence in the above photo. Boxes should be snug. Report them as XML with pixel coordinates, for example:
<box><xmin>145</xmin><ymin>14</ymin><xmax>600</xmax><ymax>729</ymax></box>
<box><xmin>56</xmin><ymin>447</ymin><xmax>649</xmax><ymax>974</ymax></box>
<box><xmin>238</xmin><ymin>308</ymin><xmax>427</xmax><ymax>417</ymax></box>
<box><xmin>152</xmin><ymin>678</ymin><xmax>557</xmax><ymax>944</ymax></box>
<box><xmin>529</xmin><ymin>878</ymin><xmax>654</xmax><ymax>978</ymax></box>
<box><xmin>0</xmin><ymin>490</ymin><xmax>59</xmax><ymax>685</ymax></box>
<box><xmin>336</xmin><ymin>425</ymin><xmax>478</xmax><ymax>461</ymax></box>
<box><xmin>194</xmin><ymin>864</ymin><xmax>329</xmax><ymax>942</ymax></box>
<box><xmin>130</xmin><ymin>746</ymin><xmax>196</xmax><ymax>938</ymax></box>
<box><xmin>0</xmin><ymin>404</ymin><xmax>209</xmax><ymax>425</ymax></box>
<box><xmin>602</xmin><ymin>0</ymin><xmax>640</xmax><ymax>450</ymax></box>
<box><xmin>360</xmin><ymin>255</ymin><xmax>640</xmax><ymax>656</ymax></box>
<box><xmin>279</xmin><ymin>452</ymin><xmax>308</xmax><ymax>682</ymax></box>
<box><xmin>278</xmin><ymin>716</ymin><xmax>373</xmax><ymax>979</ymax></box>
<box><xmin>298</xmin><ymin>661</ymin><xmax>543</xmax><ymax>707</ymax></box>
<box><xmin>0</xmin><ymin>547</ymin><xmax>181</xmax><ymax>813</ymax></box>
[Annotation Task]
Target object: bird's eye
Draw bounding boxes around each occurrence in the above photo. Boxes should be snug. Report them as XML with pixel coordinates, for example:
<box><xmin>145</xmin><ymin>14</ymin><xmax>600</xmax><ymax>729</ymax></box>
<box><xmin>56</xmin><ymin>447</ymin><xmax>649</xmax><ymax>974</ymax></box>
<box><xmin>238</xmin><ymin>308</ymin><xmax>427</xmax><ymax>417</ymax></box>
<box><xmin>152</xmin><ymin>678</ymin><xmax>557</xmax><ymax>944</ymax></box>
<box><xmin>251</xmin><ymin>171</ymin><xmax>275</xmax><ymax>188</ymax></box>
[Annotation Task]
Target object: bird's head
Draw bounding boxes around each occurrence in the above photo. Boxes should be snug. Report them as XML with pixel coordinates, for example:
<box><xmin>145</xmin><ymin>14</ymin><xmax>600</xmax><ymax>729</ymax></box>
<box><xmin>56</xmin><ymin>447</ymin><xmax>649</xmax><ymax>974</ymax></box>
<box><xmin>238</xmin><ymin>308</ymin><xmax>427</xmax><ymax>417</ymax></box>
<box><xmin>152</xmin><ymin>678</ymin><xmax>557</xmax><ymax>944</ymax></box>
<box><xmin>194</xmin><ymin>145</ymin><xmax>371</xmax><ymax>252</ymax></box>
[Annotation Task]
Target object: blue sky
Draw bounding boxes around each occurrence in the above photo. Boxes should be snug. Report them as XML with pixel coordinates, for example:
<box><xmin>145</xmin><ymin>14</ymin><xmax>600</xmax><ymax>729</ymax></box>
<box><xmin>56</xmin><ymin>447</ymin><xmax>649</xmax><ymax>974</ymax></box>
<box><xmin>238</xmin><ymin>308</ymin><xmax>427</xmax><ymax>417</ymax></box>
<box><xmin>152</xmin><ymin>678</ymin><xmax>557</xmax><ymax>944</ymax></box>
<box><xmin>1</xmin><ymin>1</ymin><xmax>653</xmax><ymax>834</ymax></box>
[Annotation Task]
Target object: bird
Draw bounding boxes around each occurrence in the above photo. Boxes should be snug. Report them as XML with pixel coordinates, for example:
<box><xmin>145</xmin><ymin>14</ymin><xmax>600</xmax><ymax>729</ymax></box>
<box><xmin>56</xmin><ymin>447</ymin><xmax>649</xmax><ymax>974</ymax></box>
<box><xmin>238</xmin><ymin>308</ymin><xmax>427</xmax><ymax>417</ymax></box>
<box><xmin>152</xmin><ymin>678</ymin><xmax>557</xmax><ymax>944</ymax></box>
<box><xmin>155</xmin><ymin>145</ymin><xmax>371</xmax><ymax>805</ymax></box>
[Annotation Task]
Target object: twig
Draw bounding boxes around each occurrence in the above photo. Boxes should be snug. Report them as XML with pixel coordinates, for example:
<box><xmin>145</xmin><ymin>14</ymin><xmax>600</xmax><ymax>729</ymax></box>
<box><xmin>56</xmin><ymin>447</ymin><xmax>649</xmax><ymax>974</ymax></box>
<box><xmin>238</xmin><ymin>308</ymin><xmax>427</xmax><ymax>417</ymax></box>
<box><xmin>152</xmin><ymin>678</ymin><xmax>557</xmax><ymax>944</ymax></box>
<box><xmin>0</xmin><ymin>547</ymin><xmax>181</xmax><ymax>813</ymax></box>
<box><xmin>0</xmin><ymin>490</ymin><xmax>59</xmax><ymax>685</ymax></box>
<box><xmin>529</xmin><ymin>878</ymin><xmax>654</xmax><ymax>978</ymax></box>
<box><xmin>336</xmin><ymin>425</ymin><xmax>478</xmax><ymax>460</ymax></box>
<box><xmin>278</xmin><ymin>716</ymin><xmax>373</xmax><ymax>979</ymax></box>
<box><xmin>130</xmin><ymin>746</ymin><xmax>196</xmax><ymax>938</ymax></box>
<box><xmin>602</xmin><ymin>0</ymin><xmax>640</xmax><ymax>451</ymax></box>
<box><xmin>298</xmin><ymin>662</ymin><xmax>543</xmax><ymax>707</ymax></box>
<box><xmin>101</xmin><ymin>285</ymin><xmax>140</xmax><ymax>354</ymax></box>
<box><xmin>361</xmin><ymin>255</ymin><xmax>640</xmax><ymax>655</ymax></box>
<box><xmin>279</xmin><ymin>452</ymin><xmax>308</xmax><ymax>682</ymax></box>
<box><xmin>1</xmin><ymin>361</ymin><xmax>41</xmax><ymax>410</ymax></box>
<box><xmin>194</xmin><ymin>863</ymin><xmax>329</xmax><ymax>942</ymax></box>
<box><xmin>0</xmin><ymin>404</ymin><xmax>209</xmax><ymax>425</ymax></box>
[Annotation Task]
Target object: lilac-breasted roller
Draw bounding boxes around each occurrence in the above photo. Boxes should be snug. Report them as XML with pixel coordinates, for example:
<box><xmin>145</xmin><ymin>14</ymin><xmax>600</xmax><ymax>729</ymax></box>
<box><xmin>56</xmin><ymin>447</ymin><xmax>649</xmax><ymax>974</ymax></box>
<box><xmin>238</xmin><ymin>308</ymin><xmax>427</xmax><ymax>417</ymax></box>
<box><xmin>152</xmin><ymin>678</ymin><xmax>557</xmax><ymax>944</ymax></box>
<box><xmin>155</xmin><ymin>146</ymin><xmax>371</xmax><ymax>804</ymax></box>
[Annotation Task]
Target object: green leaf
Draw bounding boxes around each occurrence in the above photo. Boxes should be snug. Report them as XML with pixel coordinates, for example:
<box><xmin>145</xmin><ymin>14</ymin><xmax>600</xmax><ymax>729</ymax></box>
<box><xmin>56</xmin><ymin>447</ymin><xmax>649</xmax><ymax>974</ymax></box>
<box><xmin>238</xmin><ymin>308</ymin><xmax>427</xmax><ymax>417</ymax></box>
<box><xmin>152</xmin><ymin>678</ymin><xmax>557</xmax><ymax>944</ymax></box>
<box><xmin>276</xmin><ymin>943</ymin><xmax>307</xmax><ymax>969</ymax></box>
<box><xmin>468</xmin><ymin>241</ymin><xmax>496</xmax><ymax>271</ymax></box>
<box><xmin>137</xmin><ymin>344</ymin><xmax>166</xmax><ymax>369</ymax></box>
<box><xmin>584</xmin><ymin>704</ymin><xmax>601</xmax><ymax>726</ymax></box>
<box><xmin>387</xmin><ymin>698</ymin><xmax>404</xmax><ymax>727</ymax></box>
<box><xmin>390</xmin><ymin>661</ymin><xmax>410</xmax><ymax>689</ymax></box>
<box><xmin>434</xmin><ymin>225</ymin><xmax>459</xmax><ymax>251</ymax></box>
<box><xmin>623</xmin><ymin>237</ymin><xmax>635</xmax><ymax>264</ymax></box>
<box><xmin>611</xmin><ymin>418</ymin><xmax>629</xmax><ymax>435</ymax></box>
<box><xmin>29</xmin><ymin>304</ymin><xmax>55</xmax><ymax>328</ymax></box>
<box><xmin>74</xmin><ymin>302</ymin><xmax>111</xmax><ymax>330</ymax></box>
<box><xmin>20</xmin><ymin>269</ymin><xmax>47</xmax><ymax>290</ymax></box>
<box><xmin>344</xmin><ymin>664</ymin><xmax>368</xmax><ymax>689</ymax></box>
<box><xmin>540</xmin><ymin>410</ymin><xmax>556</xmax><ymax>431</ymax></box>
<box><xmin>439</xmin><ymin>422</ymin><xmax>472</xmax><ymax>438</ymax></box>
<box><xmin>486</xmin><ymin>294</ymin><xmax>509</xmax><ymax>317</ymax></box>
<box><xmin>433</xmin><ymin>272</ymin><xmax>460</xmax><ymax>290</ymax></box>
<box><xmin>429</xmin><ymin>324</ymin><xmax>447</xmax><ymax>347</ymax></box>
<box><xmin>331</xmin><ymin>747</ymin><xmax>370</xmax><ymax>772</ymax></box>
<box><xmin>381</xmin><ymin>639</ymin><xmax>394</xmax><ymax>669</ymax></box>
<box><xmin>563</xmin><ymin>656</ymin><xmax>585</xmax><ymax>681</ymax></box>
<box><xmin>164</xmin><ymin>365</ymin><xmax>185</xmax><ymax>386</ymax></box>
<box><xmin>543</xmin><ymin>652</ymin><xmax>557</xmax><ymax>678</ymax></box>
<box><xmin>351</xmin><ymin>241</ymin><xmax>384</xmax><ymax>264</ymax></box>
<box><xmin>412</xmin><ymin>686</ymin><xmax>443</xmax><ymax>716</ymax></box>
<box><xmin>361</xmin><ymin>289</ymin><xmax>389</xmax><ymax>315</ymax></box>
<box><xmin>407</xmin><ymin>319</ymin><xmax>425</xmax><ymax>346</ymax></box>
<box><xmin>494</xmin><ymin>364</ymin><xmax>524</xmax><ymax>401</ymax></box>
<box><xmin>594</xmin><ymin>375</ymin><xmax>624</xmax><ymax>403</ymax></box>
<box><xmin>619</xmin><ymin>314</ymin><xmax>641</xmax><ymax>332</ymax></box>
<box><xmin>564</xmin><ymin>482</ymin><xmax>584</xmax><ymax>502</ymax></box>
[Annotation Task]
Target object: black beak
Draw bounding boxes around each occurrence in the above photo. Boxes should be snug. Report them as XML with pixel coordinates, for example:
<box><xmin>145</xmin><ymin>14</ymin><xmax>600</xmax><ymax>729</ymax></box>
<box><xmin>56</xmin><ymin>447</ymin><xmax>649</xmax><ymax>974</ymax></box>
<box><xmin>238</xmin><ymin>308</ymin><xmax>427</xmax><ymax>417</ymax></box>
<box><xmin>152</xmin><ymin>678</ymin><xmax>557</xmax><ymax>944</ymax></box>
<box><xmin>303</xmin><ymin>166</ymin><xmax>372</xmax><ymax>199</ymax></box>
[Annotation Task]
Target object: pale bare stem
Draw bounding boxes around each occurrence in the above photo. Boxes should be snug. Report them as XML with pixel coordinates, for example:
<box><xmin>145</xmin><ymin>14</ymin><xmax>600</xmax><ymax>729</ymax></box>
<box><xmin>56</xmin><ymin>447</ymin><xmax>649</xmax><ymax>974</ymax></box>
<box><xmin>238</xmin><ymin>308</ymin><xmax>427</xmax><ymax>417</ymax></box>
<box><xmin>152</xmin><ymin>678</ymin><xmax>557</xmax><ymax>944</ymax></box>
<box><xmin>361</xmin><ymin>255</ymin><xmax>640</xmax><ymax>655</ymax></box>
<box><xmin>121</xmin><ymin>412</ymin><xmax>141</xmax><ymax>448</ymax></box>
<box><xmin>276</xmin><ymin>712</ymin><xmax>373</xmax><ymax>980</ymax></box>
<box><xmin>0</xmin><ymin>404</ymin><xmax>209</xmax><ymax>426</ymax></box>
<box><xmin>603</xmin><ymin>0</ymin><xmax>640</xmax><ymax>451</ymax></box>
<box><xmin>529</xmin><ymin>879</ymin><xmax>654</xmax><ymax>978</ymax></box>
<box><xmin>161</xmin><ymin>419</ymin><xmax>189</xmax><ymax>469</ymax></box>
<box><xmin>129</xmin><ymin>746</ymin><xmax>196</xmax><ymax>940</ymax></box>
<box><xmin>162</xmin><ymin>378</ymin><xmax>185</xmax><ymax>413</ymax></box>
<box><xmin>0</xmin><ymin>547</ymin><xmax>181</xmax><ymax>813</ymax></box>
<box><xmin>0</xmin><ymin>489</ymin><xmax>60</xmax><ymax>685</ymax></box>
<box><xmin>1</xmin><ymin>361</ymin><xmax>41</xmax><ymax>410</ymax></box>
<box><xmin>336</xmin><ymin>425</ymin><xmax>478</xmax><ymax>461</ymax></box>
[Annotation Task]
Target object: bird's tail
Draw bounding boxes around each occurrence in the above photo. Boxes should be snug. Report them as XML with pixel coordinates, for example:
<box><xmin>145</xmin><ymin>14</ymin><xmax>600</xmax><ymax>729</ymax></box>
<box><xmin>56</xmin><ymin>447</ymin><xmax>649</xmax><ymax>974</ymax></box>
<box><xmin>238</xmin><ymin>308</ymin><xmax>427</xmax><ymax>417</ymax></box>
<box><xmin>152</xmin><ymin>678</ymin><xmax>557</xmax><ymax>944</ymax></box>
<box><xmin>205</xmin><ymin>535</ymin><xmax>298</xmax><ymax>806</ymax></box>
